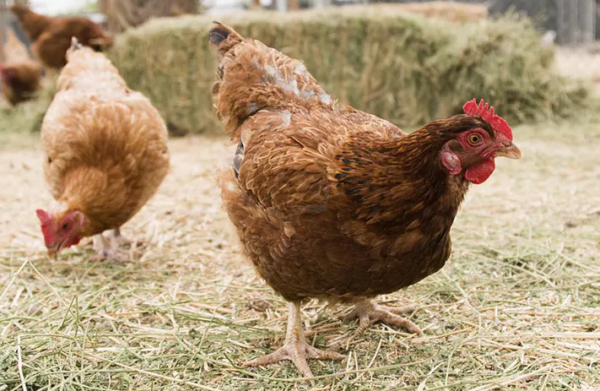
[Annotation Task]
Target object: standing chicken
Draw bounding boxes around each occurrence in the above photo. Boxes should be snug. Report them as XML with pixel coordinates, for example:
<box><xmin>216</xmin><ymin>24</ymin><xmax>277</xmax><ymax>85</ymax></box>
<box><xmin>36</xmin><ymin>38</ymin><xmax>169</xmax><ymax>259</ymax></box>
<box><xmin>0</xmin><ymin>30</ymin><xmax>43</xmax><ymax>105</ymax></box>
<box><xmin>210</xmin><ymin>23</ymin><xmax>521</xmax><ymax>377</ymax></box>
<box><xmin>10</xmin><ymin>4</ymin><xmax>112</xmax><ymax>69</ymax></box>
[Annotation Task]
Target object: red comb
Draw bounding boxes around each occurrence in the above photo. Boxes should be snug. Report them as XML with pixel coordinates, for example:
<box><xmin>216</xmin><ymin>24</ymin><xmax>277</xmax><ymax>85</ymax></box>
<box><xmin>463</xmin><ymin>99</ymin><xmax>512</xmax><ymax>141</ymax></box>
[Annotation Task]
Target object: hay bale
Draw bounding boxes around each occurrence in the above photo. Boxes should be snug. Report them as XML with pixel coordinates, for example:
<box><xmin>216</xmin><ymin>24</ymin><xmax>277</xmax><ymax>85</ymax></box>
<box><xmin>393</xmin><ymin>2</ymin><xmax>487</xmax><ymax>23</ymax></box>
<box><xmin>109</xmin><ymin>6</ymin><xmax>587</xmax><ymax>134</ymax></box>
<box><xmin>99</xmin><ymin>0</ymin><xmax>200</xmax><ymax>33</ymax></box>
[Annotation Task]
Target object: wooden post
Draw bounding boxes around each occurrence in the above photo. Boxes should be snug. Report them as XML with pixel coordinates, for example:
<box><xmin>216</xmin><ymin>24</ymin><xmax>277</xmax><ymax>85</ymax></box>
<box><xmin>558</xmin><ymin>0</ymin><xmax>581</xmax><ymax>45</ymax></box>
<box><xmin>287</xmin><ymin>0</ymin><xmax>300</xmax><ymax>11</ymax></box>
<box><xmin>314</xmin><ymin>0</ymin><xmax>331</xmax><ymax>8</ymax></box>
<box><xmin>579</xmin><ymin>0</ymin><xmax>595</xmax><ymax>43</ymax></box>
<box><xmin>556</xmin><ymin>0</ymin><xmax>566</xmax><ymax>45</ymax></box>
<box><xmin>276</xmin><ymin>0</ymin><xmax>287</xmax><ymax>12</ymax></box>
<box><xmin>567</xmin><ymin>0</ymin><xmax>579</xmax><ymax>44</ymax></box>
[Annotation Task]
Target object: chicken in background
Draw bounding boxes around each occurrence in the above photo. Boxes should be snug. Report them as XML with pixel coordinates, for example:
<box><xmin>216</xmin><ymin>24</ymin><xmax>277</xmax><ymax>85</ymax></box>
<box><xmin>36</xmin><ymin>38</ymin><xmax>170</xmax><ymax>260</ymax></box>
<box><xmin>210</xmin><ymin>23</ymin><xmax>521</xmax><ymax>377</ymax></box>
<box><xmin>0</xmin><ymin>29</ymin><xmax>43</xmax><ymax>105</ymax></box>
<box><xmin>9</xmin><ymin>4</ymin><xmax>113</xmax><ymax>69</ymax></box>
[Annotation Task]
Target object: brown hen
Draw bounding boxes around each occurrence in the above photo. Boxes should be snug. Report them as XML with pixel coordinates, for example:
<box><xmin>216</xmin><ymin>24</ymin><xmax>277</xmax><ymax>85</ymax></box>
<box><xmin>210</xmin><ymin>23</ymin><xmax>521</xmax><ymax>377</ymax></box>
<box><xmin>0</xmin><ymin>30</ymin><xmax>43</xmax><ymax>105</ymax></box>
<box><xmin>10</xmin><ymin>4</ymin><xmax>112</xmax><ymax>69</ymax></box>
<box><xmin>35</xmin><ymin>39</ymin><xmax>169</xmax><ymax>260</ymax></box>
<box><xmin>0</xmin><ymin>61</ymin><xmax>42</xmax><ymax>105</ymax></box>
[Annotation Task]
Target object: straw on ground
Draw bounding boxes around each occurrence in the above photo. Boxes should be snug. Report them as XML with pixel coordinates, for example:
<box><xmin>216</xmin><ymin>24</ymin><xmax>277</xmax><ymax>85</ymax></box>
<box><xmin>0</xmin><ymin>107</ymin><xmax>599</xmax><ymax>389</ymax></box>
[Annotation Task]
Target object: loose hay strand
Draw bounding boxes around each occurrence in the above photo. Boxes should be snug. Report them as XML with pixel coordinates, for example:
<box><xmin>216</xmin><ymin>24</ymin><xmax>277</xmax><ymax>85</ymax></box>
<box><xmin>83</xmin><ymin>352</ymin><xmax>222</xmax><ymax>391</ymax></box>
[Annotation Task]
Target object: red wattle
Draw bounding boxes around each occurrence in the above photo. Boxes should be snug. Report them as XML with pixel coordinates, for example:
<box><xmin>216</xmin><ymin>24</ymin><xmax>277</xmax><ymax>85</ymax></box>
<box><xmin>465</xmin><ymin>158</ymin><xmax>495</xmax><ymax>184</ymax></box>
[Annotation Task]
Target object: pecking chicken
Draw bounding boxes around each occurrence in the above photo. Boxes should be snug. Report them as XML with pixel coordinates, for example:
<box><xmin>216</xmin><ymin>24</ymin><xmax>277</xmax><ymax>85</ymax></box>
<box><xmin>35</xmin><ymin>38</ymin><xmax>169</xmax><ymax>259</ymax></box>
<box><xmin>10</xmin><ymin>4</ymin><xmax>113</xmax><ymax>70</ymax></box>
<box><xmin>210</xmin><ymin>22</ymin><xmax>521</xmax><ymax>377</ymax></box>
<box><xmin>0</xmin><ymin>29</ymin><xmax>43</xmax><ymax>105</ymax></box>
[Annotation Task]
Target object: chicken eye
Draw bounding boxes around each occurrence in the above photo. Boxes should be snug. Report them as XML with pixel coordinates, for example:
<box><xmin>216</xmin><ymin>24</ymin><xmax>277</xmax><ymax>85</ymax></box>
<box><xmin>61</xmin><ymin>222</ymin><xmax>70</xmax><ymax>231</ymax></box>
<box><xmin>468</xmin><ymin>134</ymin><xmax>483</xmax><ymax>146</ymax></box>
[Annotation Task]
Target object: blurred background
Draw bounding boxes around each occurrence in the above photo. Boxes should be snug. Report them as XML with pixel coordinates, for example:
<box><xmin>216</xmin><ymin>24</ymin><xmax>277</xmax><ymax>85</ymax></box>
<box><xmin>2</xmin><ymin>0</ymin><xmax>597</xmax><ymax>43</ymax></box>
<box><xmin>2</xmin><ymin>0</ymin><xmax>598</xmax><ymax>42</ymax></box>
<box><xmin>0</xmin><ymin>0</ymin><xmax>598</xmax><ymax>134</ymax></box>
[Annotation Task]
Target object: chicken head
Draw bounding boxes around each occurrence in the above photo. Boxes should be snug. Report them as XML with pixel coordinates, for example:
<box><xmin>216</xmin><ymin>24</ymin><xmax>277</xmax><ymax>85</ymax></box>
<box><xmin>0</xmin><ymin>64</ymin><xmax>16</xmax><ymax>82</ymax></box>
<box><xmin>440</xmin><ymin>99</ymin><xmax>521</xmax><ymax>184</ymax></box>
<box><xmin>36</xmin><ymin>209</ymin><xmax>85</xmax><ymax>258</ymax></box>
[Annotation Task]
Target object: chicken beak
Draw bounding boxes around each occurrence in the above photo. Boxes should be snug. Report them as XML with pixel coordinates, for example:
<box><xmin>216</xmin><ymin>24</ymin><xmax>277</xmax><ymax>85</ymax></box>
<box><xmin>47</xmin><ymin>248</ymin><xmax>58</xmax><ymax>259</ymax></box>
<box><xmin>47</xmin><ymin>241</ymin><xmax>63</xmax><ymax>260</ymax></box>
<box><xmin>495</xmin><ymin>143</ymin><xmax>522</xmax><ymax>160</ymax></box>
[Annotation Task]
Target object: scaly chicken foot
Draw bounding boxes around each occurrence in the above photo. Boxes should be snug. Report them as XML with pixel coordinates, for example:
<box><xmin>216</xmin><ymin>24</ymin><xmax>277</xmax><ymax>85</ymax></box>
<box><xmin>343</xmin><ymin>299</ymin><xmax>422</xmax><ymax>336</ymax></box>
<box><xmin>243</xmin><ymin>302</ymin><xmax>344</xmax><ymax>378</ymax></box>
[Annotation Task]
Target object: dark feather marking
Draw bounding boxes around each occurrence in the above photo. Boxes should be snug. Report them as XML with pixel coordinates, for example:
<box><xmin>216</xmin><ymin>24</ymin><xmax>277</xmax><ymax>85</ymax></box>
<box><xmin>70</xmin><ymin>37</ymin><xmax>83</xmax><ymax>51</ymax></box>
<box><xmin>210</xmin><ymin>27</ymin><xmax>231</xmax><ymax>46</ymax></box>
<box><xmin>233</xmin><ymin>141</ymin><xmax>244</xmax><ymax>179</ymax></box>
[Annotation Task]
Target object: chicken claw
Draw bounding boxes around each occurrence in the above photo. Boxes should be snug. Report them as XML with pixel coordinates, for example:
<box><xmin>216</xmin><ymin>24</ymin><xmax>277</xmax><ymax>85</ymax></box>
<box><xmin>243</xmin><ymin>302</ymin><xmax>344</xmax><ymax>378</ymax></box>
<box><xmin>111</xmin><ymin>227</ymin><xmax>144</xmax><ymax>248</ymax></box>
<box><xmin>343</xmin><ymin>299</ymin><xmax>423</xmax><ymax>336</ymax></box>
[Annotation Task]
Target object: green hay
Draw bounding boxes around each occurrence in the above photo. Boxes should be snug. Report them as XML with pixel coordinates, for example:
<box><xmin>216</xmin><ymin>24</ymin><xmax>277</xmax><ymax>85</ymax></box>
<box><xmin>0</xmin><ymin>85</ymin><xmax>54</xmax><ymax>139</ymax></box>
<box><xmin>109</xmin><ymin>6</ymin><xmax>587</xmax><ymax>135</ymax></box>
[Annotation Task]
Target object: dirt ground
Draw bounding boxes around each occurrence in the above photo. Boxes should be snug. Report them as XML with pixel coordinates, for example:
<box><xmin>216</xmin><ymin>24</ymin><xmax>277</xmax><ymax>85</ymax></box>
<box><xmin>1</xmin><ymin>111</ymin><xmax>599</xmax><ymax>389</ymax></box>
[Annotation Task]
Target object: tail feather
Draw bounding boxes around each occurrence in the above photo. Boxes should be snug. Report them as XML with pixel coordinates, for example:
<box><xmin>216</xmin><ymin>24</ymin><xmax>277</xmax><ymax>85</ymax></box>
<box><xmin>209</xmin><ymin>22</ymin><xmax>244</xmax><ymax>56</ymax></box>
<box><xmin>209</xmin><ymin>26</ymin><xmax>229</xmax><ymax>45</ymax></box>
<box><xmin>70</xmin><ymin>37</ymin><xmax>83</xmax><ymax>52</ymax></box>
<box><xmin>209</xmin><ymin>22</ymin><xmax>332</xmax><ymax>140</ymax></box>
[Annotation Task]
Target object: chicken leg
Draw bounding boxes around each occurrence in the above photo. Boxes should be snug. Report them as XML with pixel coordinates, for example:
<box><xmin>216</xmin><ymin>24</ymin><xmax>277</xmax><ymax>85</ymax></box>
<box><xmin>91</xmin><ymin>228</ymin><xmax>143</xmax><ymax>261</ymax></box>
<box><xmin>343</xmin><ymin>299</ymin><xmax>423</xmax><ymax>336</ymax></box>
<box><xmin>243</xmin><ymin>302</ymin><xmax>345</xmax><ymax>377</ymax></box>
<box><xmin>92</xmin><ymin>233</ymin><xmax>117</xmax><ymax>260</ymax></box>
<box><xmin>111</xmin><ymin>227</ymin><xmax>144</xmax><ymax>247</ymax></box>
